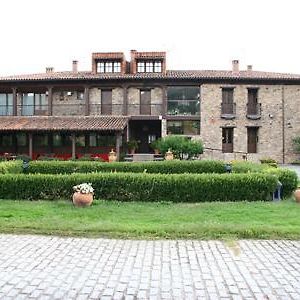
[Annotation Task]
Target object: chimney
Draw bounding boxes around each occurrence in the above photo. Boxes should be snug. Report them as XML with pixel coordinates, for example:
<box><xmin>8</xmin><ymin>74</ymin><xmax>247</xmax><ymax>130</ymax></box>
<box><xmin>130</xmin><ymin>50</ymin><xmax>137</xmax><ymax>74</ymax></box>
<box><xmin>46</xmin><ymin>67</ymin><xmax>54</xmax><ymax>73</ymax></box>
<box><xmin>72</xmin><ymin>60</ymin><xmax>78</xmax><ymax>73</ymax></box>
<box><xmin>247</xmin><ymin>65</ymin><xmax>253</xmax><ymax>71</ymax></box>
<box><xmin>232</xmin><ymin>60</ymin><xmax>239</xmax><ymax>72</ymax></box>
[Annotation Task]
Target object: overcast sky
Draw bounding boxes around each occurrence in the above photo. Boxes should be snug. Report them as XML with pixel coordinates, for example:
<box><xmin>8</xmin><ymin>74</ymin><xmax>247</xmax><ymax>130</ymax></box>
<box><xmin>1</xmin><ymin>0</ymin><xmax>300</xmax><ymax>76</ymax></box>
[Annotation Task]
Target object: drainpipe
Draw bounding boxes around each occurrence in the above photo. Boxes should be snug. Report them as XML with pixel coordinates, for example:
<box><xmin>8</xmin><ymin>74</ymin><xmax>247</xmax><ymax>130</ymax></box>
<box><xmin>282</xmin><ymin>86</ymin><xmax>285</xmax><ymax>164</ymax></box>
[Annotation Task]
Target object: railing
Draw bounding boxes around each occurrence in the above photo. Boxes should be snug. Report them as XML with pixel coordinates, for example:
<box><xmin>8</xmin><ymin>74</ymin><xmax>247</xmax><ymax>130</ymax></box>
<box><xmin>246</xmin><ymin>103</ymin><xmax>261</xmax><ymax>119</ymax></box>
<box><xmin>0</xmin><ymin>104</ymin><xmax>164</xmax><ymax>117</ymax></box>
<box><xmin>167</xmin><ymin>100</ymin><xmax>200</xmax><ymax>116</ymax></box>
<box><xmin>221</xmin><ymin>103</ymin><xmax>236</xmax><ymax>119</ymax></box>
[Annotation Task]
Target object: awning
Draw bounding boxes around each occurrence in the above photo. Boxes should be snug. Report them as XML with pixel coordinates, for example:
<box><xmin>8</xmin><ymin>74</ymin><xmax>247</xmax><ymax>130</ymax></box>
<box><xmin>0</xmin><ymin>116</ymin><xmax>128</xmax><ymax>132</ymax></box>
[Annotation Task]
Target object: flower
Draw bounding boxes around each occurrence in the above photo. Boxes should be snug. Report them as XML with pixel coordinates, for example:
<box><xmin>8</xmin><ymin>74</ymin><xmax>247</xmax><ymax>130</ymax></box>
<box><xmin>73</xmin><ymin>183</ymin><xmax>94</xmax><ymax>194</ymax></box>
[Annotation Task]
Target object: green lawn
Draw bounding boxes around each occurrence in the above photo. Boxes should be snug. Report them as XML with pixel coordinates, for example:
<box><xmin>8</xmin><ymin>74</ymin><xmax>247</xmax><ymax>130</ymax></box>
<box><xmin>0</xmin><ymin>199</ymin><xmax>299</xmax><ymax>240</ymax></box>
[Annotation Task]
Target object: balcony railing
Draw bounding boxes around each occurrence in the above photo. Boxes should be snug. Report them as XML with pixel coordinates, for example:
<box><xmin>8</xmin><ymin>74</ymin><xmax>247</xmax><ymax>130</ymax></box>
<box><xmin>221</xmin><ymin>102</ymin><xmax>236</xmax><ymax>119</ymax></box>
<box><xmin>0</xmin><ymin>104</ymin><xmax>164</xmax><ymax>117</ymax></box>
<box><xmin>167</xmin><ymin>100</ymin><xmax>200</xmax><ymax>116</ymax></box>
<box><xmin>246</xmin><ymin>103</ymin><xmax>261</xmax><ymax>119</ymax></box>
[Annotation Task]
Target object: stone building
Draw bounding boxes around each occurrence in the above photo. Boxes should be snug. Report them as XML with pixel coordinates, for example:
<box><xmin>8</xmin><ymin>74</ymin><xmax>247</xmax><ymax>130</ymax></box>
<box><xmin>0</xmin><ymin>50</ymin><xmax>299</xmax><ymax>162</ymax></box>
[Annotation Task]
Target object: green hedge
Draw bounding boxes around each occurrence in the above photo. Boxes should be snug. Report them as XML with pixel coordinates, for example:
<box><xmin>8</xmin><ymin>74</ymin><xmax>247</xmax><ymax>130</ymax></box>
<box><xmin>0</xmin><ymin>172</ymin><xmax>278</xmax><ymax>202</ymax></box>
<box><xmin>28</xmin><ymin>160</ymin><xmax>227</xmax><ymax>175</ymax></box>
<box><xmin>0</xmin><ymin>161</ymin><xmax>22</xmax><ymax>174</ymax></box>
<box><xmin>264</xmin><ymin>168</ymin><xmax>298</xmax><ymax>197</ymax></box>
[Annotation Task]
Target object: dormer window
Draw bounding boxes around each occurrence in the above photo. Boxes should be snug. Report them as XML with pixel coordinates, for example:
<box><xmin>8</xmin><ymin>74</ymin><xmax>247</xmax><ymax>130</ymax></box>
<box><xmin>137</xmin><ymin>60</ymin><xmax>162</xmax><ymax>73</ymax></box>
<box><xmin>96</xmin><ymin>61</ymin><xmax>121</xmax><ymax>73</ymax></box>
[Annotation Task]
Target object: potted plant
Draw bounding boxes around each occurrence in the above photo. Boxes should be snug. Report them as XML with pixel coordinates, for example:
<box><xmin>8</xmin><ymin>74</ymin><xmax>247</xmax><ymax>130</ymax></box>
<box><xmin>150</xmin><ymin>139</ymin><xmax>161</xmax><ymax>154</ymax></box>
<box><xmin>72</xmin><ymin>183</ymin><xmax>94</xmax><ymax>207</ymax></box>
<box><xmin>126</xmin><ymin>139</ymin><xmax>139</xmax><ymax>154</ymax></box>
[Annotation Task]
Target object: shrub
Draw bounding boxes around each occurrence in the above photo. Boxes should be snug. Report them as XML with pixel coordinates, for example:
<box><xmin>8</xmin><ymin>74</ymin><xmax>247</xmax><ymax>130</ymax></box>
<box><xmin>264</xmin><ymin>168</ymin><xmax>298</xmax><ymax>197</ymax></box>
<box><xmin>28</xmin><ymin>160</ymin><xmax>227</xmax><ymax>175</ymax></box>
<box><xmin>231</xmin><ymin>161</ymin><xmax>267</xmax><ymax>173</ymax></box>
<box><xmin>0</xmin><ymin>172</ymin><xmax>278</xmax><ymax>202</ymax></box>
<box><xmin>260</xmin><ymin>158</ymin><xmax>278</xmax><ymax>168</ymax></box>
<box><xmin>292</xmin><ymin>137</ymin><xmax>300</xmax><ymax>153</ymax></box>
<box><xmin>156</xmin><ymin>136</ymin><xmax>203</xmax><ymax>159</ymax></box>
<box><xmin>0</xmin><ymin>161</ymin><xmax>22</xmax><ymax>174</ymax></box>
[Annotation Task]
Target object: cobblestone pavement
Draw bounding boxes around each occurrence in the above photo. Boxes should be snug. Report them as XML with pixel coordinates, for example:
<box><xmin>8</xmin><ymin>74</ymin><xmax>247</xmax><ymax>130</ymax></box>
<box><xmin>0</xmin><ymin>235</ymin><xmax>299</xmax><ymax>299</ymax></box>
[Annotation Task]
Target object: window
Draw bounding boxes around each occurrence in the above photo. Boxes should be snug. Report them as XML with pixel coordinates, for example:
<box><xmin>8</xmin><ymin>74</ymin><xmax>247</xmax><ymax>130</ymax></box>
<box><xmin>136</xmin><ymin>61</ymin><xmax>162</xmax><ymax>73</ymax></box>
<box><xmin>222</xmin><ymin>128</ymin><xmax>233</xmax><ymax>153</ymax></box>
<box><xmin>35</xmin><ymin>134</ymin><xmax>48</xmax><ymax>147</ymax></box>
<box><xmin>89</xmin><ymin>134</ymin><xmax>115</xmax><ymax>147</ymax></box>
<box><xmin>221</xmin><ymin>88</ymin><xmax>235</xmax><ymax>115</ymax></box>
<box><xmin>22</xmin><ymin>93</ymin><xmax>48</xmax><ymax>115</ymax></box>
<box><xmin>76</xmin><ymin>135</ymin><xmax>86</xmax><ymax>147</ymax></box>
<box><xmin>137</xmin><ymin>62</ymin><xmax>145</xmax><ymax>72</ymax></box>
<box><xmin>16</xmin><ymin>133</ymin><xmax>27</xmax><ymax>147</ymax></box>
<box><xmin>101</xmin><ymin>90</ymin><xmax>112</xmax><ymax>115</ymax></box>
<box><xmin>154</xmin><ymin>61</ymin><xmax>162</xmax><ymax>72</ymax></box>
<box><xmin>96</xmin><ymin>61</ymin><xmax>121</xmax><ymax>73</ymax></box>
<box><xmin>77</xmin><ymin>91</ymin><xmax>84</xmax><ymax>100</ymax></box>
<box><xmin>247</xmin><ymin>88</ymin><xmax>259</xmax><ymax>116</ymax></box>
<box><xmin>0</xmin><ymin>93</ymin><xmax>13</xmax><ymax>116</ymax></box>
<box><xmin>0</xmin><ymin>134</ymin><xmax>13</xmax><ymax>147</ymax></box>
<box><xmin>167</xmin><ymin>86</ymin><xmax>200</xmax><ymax>116</ymax></box>
<box><xmin>140</xmin><ymin>90</ymin><xmax>151</xmax><ymax>115</ymax></box>
<box><xmin>53</xmin><ymin>134</ymin><xmax>62</xmax><ymax>147</ymax></box>
<box><xmin>167</xmin><ymin>121</ymin><xmax>200</xmax><ymax>135</ymax></box>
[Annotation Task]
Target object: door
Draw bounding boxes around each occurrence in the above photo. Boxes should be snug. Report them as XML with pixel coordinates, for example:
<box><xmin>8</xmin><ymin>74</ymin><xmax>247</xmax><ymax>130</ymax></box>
<box><xmin>247</xmin><ymin>127</ymin><xmax>258</xmax><ymax>153</ymax></box>
<box><xmin>101</xmin><ymin>90</ymin><xmax>112</xmax><ymax>115</ymax></box>
<box><xmin>140</xmin><ymin>90</ymin><xmax>151</xmax><ymax>115</ymax></box>
<box><xmin>222</xmin><ymin>128</ymin><xmax>233</xmax><ymax>153</ymax></box>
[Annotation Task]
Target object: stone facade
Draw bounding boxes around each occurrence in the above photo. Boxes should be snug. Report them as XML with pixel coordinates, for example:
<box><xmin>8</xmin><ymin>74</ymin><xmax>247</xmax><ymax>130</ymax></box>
<box><xmin>200</xmin><ymin>83</ymin><xmax>300</xmax><ymax>163</ymax></box>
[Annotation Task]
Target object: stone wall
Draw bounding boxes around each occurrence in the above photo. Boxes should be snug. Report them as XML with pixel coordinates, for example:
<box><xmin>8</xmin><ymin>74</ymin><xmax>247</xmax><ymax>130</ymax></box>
<box><xmin>200</xmin><ymin>84</ymin><xmax>289</xmax><ymax>163</ymax></box>
<box><xmin>52</xmin><ymin>91</ymin><xmax>85</xmax><ymax>116</ymax></box>
<box><xmin>283</xmin><ymin>86</ymin><xmax>300</xmax><ymax>163</ymax></box>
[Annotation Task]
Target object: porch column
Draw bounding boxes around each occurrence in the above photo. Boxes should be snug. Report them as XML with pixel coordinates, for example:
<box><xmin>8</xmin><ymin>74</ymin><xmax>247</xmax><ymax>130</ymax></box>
<box><xmin>47</xmin><ymin>86</ymin><xmax>53</xmax><ymax>116</ymax></box>
<box><xmin>12</xmin><ymin>87</ymin><xmax>17</xmax><ymax>116</ymax></box>
<box><xmin>116</xmin><ymin>132</ymin><xmax>122</xmax><ymax>161</ymax></box>
<box><xmin>122</xmin><ymin>85</ymin><xmax>128</xmax><ymax>116</ymax></box>
<box><xmin>71</xmin><ymin>133</ymin><xmax>76</xmax><ymax>160</ymax></box>
<box><xmin>84</xmin><ymin>86</ymin><xmax>90</xmax><ymax>116</ymax></box>
<box><xmin>28</xmin><ymin>133</ymin><xmax>33</xmax><ymax>159</ymax></box>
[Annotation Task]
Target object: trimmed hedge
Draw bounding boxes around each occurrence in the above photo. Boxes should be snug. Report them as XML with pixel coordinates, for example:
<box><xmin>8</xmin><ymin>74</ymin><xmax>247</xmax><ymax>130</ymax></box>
<box><xmin>264</xmin><ymin>168</ymin><xmax>298</xmax><ymax>197</ymax></box>
<box><xmin>28</xmin><ymin>160</ymin><xmax>227</xmax><ymax>175</ymax></box>
<box><xmin>0</xmin><ymin>161</ymin><xmax>22</xmax><ymax>174</ymax></box>
<box><xmin>0</xmin><ymin>172</ymin><xmax>278</xmax><ymax>202</ymax></box>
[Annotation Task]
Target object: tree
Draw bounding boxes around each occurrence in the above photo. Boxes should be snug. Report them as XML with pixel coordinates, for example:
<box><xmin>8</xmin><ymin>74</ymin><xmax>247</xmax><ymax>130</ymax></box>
<box><xmin>156</xmin><ymin>136</ymin><xmax>203</xmax><ymax>160</ymax></box>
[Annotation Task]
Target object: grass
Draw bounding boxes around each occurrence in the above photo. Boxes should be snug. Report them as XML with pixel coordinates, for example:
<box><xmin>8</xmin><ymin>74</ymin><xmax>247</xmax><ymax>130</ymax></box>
<box><xmin>0</xmin><ymin>199</ymin><xmax>299</xmax><ymax>240</ymax></box>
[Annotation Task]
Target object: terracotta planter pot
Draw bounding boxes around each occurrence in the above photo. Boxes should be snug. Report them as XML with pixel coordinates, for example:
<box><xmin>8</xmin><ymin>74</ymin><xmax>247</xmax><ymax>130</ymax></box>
<box><xmin>73</xmin><ymin>192</ymin><xmax>93</xmax><ymax>207</ymax></box>
<box><xmin>294</xmin><ymin>189</ymin><xmax>300</xmax><ymax>203</ymax></box>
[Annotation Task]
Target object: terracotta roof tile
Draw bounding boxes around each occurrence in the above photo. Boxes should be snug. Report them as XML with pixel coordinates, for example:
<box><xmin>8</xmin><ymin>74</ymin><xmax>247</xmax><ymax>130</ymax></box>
<box><xmin>92</xmin><ymin>52</ymin><xmax>125</xmax><ymax>60</ymax></box>
<box><xmin>1</xmin><ymin>70</ymin><xmax>300</xmax><ymax>82</ymax></box>
<box><xmin>0</xmin><ymin>116</ymin><xmax>128</xmax><ymax>131</ymax></box>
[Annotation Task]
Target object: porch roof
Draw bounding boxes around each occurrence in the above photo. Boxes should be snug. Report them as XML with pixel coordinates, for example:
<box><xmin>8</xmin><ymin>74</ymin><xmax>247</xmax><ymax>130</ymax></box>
<box><xmin>0</xmin><ymin>116</ymin><xmax>128</xmax><ymax>132</ymax></box>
